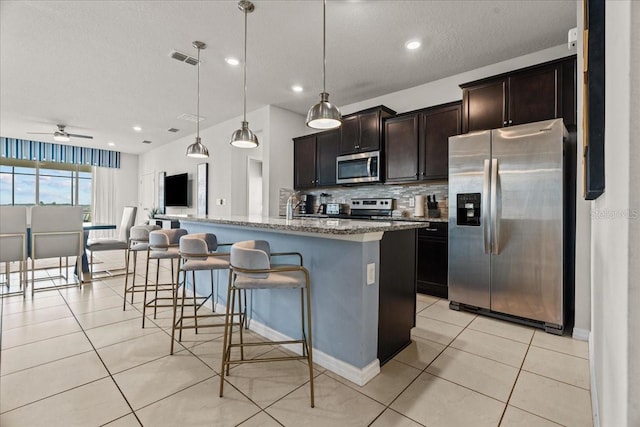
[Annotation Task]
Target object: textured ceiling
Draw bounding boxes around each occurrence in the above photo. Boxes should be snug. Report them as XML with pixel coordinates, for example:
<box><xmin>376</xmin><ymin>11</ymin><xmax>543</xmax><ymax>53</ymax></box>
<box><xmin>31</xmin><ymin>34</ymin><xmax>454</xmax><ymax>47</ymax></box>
<box><xmin>0</xmin><ymin>1</ymin><xmax>577</xmax><ymax>154</ymax></box>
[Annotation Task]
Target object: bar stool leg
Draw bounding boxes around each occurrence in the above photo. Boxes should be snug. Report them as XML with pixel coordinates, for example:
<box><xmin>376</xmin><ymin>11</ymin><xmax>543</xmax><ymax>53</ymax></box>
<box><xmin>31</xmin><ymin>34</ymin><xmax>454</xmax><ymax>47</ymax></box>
<box><xmin>153</xmin><ymin>258</ymin><xmax>161</xmax><ymax>319</ymax></box>
<box><xmin>192</xmin><ymin>270</ymin><xmax>199</xmax><ymax>334</ymax></box>
<box><xmin>142</xmin><ymin>249</ymin><xmax>151</xmax><ymax>328</ymax></box>
<box><xmin>131</xmin><ymin>249</ymin><xmax>138</xmax><ymax>304</ymax></box>
<box><xmin>305</xmin><ymin>280</ymin><xmax>315</xmax><ymax>408</ymax></box>
<box><xmin>123</xmin><ymin>244</ymin><xmax>132</xmax><ymax>310</ymax></box>
<box><xmin>170</xmin><ymin>264</ymin><xmax>183</xmax><ymax>354</ymax></box>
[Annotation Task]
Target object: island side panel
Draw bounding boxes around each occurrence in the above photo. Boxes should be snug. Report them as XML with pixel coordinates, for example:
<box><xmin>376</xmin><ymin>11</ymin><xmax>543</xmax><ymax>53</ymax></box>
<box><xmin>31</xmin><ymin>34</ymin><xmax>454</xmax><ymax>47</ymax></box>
<box><xmin>378</xmin><ymin>228</ymin><xmax>417</xmax><ymax>365</ymax></box>
<box><xmin>180</xmin><ymin>220</ymin><xmax>380</xmax><ymax>370</ymax></box>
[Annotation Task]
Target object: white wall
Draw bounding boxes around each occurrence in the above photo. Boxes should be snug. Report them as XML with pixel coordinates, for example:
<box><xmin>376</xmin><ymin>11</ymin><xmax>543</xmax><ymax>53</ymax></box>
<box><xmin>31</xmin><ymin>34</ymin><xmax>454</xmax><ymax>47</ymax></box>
<box><xmin>590</xmin><ymin>1</ymin><xmax>636</xmax><ymax>426</ymax></box>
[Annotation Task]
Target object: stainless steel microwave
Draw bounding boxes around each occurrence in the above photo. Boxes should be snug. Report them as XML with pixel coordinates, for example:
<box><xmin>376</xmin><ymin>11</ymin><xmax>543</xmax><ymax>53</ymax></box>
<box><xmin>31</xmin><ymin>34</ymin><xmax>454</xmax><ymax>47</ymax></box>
<box><xmin>336</xmin><ymin>151</ymin><xmax>381</xmax><ymax>184</ymax></box>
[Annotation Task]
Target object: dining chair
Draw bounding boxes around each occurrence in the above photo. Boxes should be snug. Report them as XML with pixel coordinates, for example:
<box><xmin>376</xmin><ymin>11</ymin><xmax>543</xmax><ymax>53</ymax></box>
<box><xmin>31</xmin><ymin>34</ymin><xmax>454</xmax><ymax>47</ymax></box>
<box><xmin>86</xmin><ymin>206</ymin><xmax>136</xmax><ymax>279</ymax></box>
<box><xmin>30</xmin><ymin>206</ymin><xmax>83</xmax><ymax>295</ymax></box>
<box><xmin>0</xmin><ymin>206</ymin><xmax>28</xmax><ymax>297</ymax></box>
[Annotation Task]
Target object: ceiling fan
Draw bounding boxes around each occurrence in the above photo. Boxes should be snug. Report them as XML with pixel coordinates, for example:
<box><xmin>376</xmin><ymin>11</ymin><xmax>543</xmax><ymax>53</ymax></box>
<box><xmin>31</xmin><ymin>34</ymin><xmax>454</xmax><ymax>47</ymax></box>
<box><xmin>27</xmin><ymin>124</ymin><xmax>93</xmax><ymax>142</ymax></box>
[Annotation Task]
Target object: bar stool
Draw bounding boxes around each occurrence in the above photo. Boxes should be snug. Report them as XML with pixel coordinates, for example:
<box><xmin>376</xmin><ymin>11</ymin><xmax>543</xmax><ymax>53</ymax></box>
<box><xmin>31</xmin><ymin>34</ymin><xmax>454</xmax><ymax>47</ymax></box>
<box><xmin>219</xmin><ymin>240</ymin><xmax>314</xmax><ymax>408</ymax></box>
<box><xmin>123</xmin><ymin>224</ymin><xmax>160</xmax><ymax>310</ymax></box>
<box><xmin>170</xmin><ymin>233</ymin><xmax>232</xmax><ymax>354</ymax></box>
<box><xmin>142</xmin><ymin>228</ymin><xmax>187</xmax><ymax>328</ymax></box>
<box><xmin>0</xmin><ymin>206</ymin><xmax>28</xmax><ymax>298</ymax></box>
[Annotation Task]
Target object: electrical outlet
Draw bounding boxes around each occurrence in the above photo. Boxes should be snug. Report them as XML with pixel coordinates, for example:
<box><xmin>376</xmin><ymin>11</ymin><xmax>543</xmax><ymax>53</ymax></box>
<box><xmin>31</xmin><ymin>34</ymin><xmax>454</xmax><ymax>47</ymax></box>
<box><xmin>367</xmin><ymin>263</ymin><xmax>375</xmax><ymax>285</ymax></box>
<box><xmin>409</xmin><ymin>197</ymin><xmax>415</xmax><ymax>207</ymax></box>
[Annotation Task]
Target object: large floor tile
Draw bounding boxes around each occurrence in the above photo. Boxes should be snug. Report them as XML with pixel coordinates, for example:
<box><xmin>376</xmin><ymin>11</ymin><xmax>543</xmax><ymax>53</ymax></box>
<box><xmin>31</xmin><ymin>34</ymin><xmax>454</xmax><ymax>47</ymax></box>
<box><xmin>1</xmin><ymin>303</ymin><xmax>73</xmax><ymax>330</ymax></box>
<box><xmin>97</xmin><ymin>330</ymin><xmax>185</xmax><ymax>374</ymax></box>
<box><xmin>0</xmin><ymin>377</ymin><xmax>131</xmax><ymax>427</ymax></box>
<box><xmin>411</xmin><ymin>316</ymin><xmax>463</xmax><ymax>346</ymax></box>
<box><xmin>0</xmin><ymin>351</ymin><xmax>109</xmax><ymax>413</ymax></box>
<box><xmin>136</xmin><ymin>377</ymin><xmax>261</xmax><ymax>427</ymax></box>
<box><xmin>392</xmin><ymin>336</ymin><xmax>446</xmax><ymax>370</ymax></box>
<box><xmin>391</xmin><ymin>372</ymin><xmax>505</xmax><ymax>427</ymax></box>
<box><xmin>522</xmin><ymin>345</ymin><xmax>590</xmax><ymax>390</ymax></box>
<box><xmin>1</xmin><ymin>294</ymin><xmax>67</xmax><ymax>315</ymax></box>
<box><xmin>450</xmin><ymin>328</ymin><xmax>528</xmax><ymax>368</ymax></box>
<box><xmin>500</xmin><ymin>405</ymin><xmax>562</xmax><ymax>426</ymax></box>
<box><xmin>418</xmin><ymin>300</ymin><xmax>477</xmax><ymax>327</ymax></box>
<box><xmin>531</xmin><ymin>331</ymin><xmax>589</xmax><ymax>359</ymax></box>
<box><xmin>426</xmin><ymin>347</ymin><xmax>519</xmax><ymax>402</ymax></box>
<box><xmin>266</xmin><ymin>373</ymin><xmax>386</xmax><ymax>426</ymax></box>
<box><xmin>467</xmin><ymin>315</ymin><xmax>535</xmax><ymax>344</ymax></box>
<box><xmin>509</xmin><ymin>371</ymin><xmax>592</xmax><ymax>427</ymax></box>
<box><xmin>1</xmin><ymin>316</ymin><xmax>81</xmax><ymax>349</ymax></box>
<box><xmin>370</xmin><ymin>409</ymin><xmax>423</xmax><ymax>427</ymax></box>
<box><xmin>327</xmin><ymin>359</ymin><xmax>421</xmax><ymax>405</ymax></box>
<box><xmin>0</xmin><ymin>331</ymin><xmax>93</xmax><ymax>376</ymax></box>
<box><xmin>113</xmin><ymin>352</ymin><xmax>214</xmax><ymax>410</ymax></box>
<box><xmin>84</xmin><ymin>317</ymin><xmax>158</xmax><ymax>348</ymax></box>
<box><xmin>223</xmin><ymin>348</ymin><xmax>319</xmax><ymax>408</ymax></box>
<box><xmin>75</xmin><ymin>305</ymin><xmax>142</xmax><ymax>330</ymax></box>
<box><xmin>66</xmin><ymin>294</ymin><xmax>127</xmax><ymax>315</ymax></box>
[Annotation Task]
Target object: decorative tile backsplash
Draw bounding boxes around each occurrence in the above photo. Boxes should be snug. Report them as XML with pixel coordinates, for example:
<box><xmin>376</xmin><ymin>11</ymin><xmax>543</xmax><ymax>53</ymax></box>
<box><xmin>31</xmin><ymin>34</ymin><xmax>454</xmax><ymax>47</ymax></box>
<box><xmin>279</xmin><ymin>181</ymin><xmax>449</xmax><ymax>219</ymax></box>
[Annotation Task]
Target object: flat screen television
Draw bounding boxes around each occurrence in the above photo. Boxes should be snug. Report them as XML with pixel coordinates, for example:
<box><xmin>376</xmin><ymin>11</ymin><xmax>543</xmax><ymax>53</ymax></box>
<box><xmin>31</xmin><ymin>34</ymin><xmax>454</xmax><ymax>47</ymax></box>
<box><xmin>164</xmin><ymin>173</ymin><xmax>189</xmax><ymax>207</ymax></box>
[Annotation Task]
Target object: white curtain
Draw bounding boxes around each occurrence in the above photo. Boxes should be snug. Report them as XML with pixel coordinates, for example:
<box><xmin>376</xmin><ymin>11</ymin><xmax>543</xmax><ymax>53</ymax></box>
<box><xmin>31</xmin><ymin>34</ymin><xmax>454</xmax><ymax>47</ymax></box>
<box><xmin>91</xmin><ymin>166</ymin><xmax>116</xmax><ymax>238</ymax></box>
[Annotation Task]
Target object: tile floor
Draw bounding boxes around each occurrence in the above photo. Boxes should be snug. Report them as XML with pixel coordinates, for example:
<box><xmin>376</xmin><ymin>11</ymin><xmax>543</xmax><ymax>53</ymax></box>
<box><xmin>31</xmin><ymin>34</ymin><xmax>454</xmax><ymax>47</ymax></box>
<box><xmin>1</xmin><ymin>253</ymin><xmax>593</xmax><ymax>426</ymax></box>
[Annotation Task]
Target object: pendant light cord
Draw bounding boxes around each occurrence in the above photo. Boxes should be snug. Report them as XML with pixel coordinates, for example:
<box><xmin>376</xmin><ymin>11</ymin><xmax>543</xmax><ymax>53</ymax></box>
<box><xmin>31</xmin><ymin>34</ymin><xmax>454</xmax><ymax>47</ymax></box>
<box><xmin>243</xmin><ymin>7</ymin><xmax>248</xmax><ymax>122</ymax></box>
<box><xmin>196</xmin><ymin>45</ymin><xmax>201</xmax><ymax>138</ymax></box>
<box><xmin>322</xmin><ymin>0</ymin><xmax>326</xmax><ymax>94</ymax></box>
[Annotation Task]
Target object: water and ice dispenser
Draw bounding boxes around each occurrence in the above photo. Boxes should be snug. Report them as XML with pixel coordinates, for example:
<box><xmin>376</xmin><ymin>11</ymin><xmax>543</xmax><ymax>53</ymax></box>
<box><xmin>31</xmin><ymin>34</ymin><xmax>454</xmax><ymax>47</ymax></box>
<box><xmin>456</xmin><ymin>193</ymin><xmax>481</xmax><ymax>226</ymax></box>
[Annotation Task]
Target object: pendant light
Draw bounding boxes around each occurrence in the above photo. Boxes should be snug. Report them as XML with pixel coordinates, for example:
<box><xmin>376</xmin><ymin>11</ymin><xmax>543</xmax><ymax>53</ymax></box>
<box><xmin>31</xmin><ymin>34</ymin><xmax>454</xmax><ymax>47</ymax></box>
<box><xmin>186</xmin><ymin>41</ymin><xmax>209</xmax><ymax>158</ymax></box>
<box><xmin>306</xmin><ymin>0</ymin><xmax>341</xmax><ymax>130</ymax></box>
<box><xmin>230</xmin><ymin>0</ymin><xmax>259</xmax><ymax>148</ymax></box>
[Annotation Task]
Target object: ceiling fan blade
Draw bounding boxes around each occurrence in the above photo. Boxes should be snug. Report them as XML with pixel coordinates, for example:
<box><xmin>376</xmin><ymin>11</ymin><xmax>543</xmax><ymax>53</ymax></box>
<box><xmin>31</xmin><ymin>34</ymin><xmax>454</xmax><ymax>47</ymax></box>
<box><xmin>67</xmin><ymin>133</ymin><xmax>93</xmax><ymax>139</ymax></box>
<box><xmin>26</xmin><ymin>132</ymin><xmax>53</xmax><ymax>135</ymax></box>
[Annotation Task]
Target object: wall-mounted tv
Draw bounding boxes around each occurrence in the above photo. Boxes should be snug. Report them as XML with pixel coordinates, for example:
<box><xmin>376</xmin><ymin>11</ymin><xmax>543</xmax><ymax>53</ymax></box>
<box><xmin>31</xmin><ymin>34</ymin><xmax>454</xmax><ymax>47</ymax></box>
<box><xmin>164</xmin><ymin>173</ymin><xmax>189</xmax><ymax>207</ymax></box>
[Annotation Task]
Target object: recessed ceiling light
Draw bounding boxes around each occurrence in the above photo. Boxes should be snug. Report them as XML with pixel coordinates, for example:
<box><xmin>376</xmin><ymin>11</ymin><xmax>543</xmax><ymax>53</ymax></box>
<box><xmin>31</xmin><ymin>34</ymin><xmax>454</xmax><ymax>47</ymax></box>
<box><xmin>291</xmin><ymin>85</ymin><xmax>304</xmax><ymax>93</ymax></box>
<box><xmin>225</xmin><ymin>57</ymin><xmax>240</xmax><ymax>66</ymax></box>
<box><xmin>133</xmin><ymin>126</ymin><xmax>142</xmax><ymax>132</ymax></box>
<box><xmin>107</xmin><ymin>142</ymin><xmax>115</xmax><ymax>147</ymax></box>
<box><xmin>405</xmin><ymin>40</ymin><xmax>421</xmax><ymax>50</ymax></box>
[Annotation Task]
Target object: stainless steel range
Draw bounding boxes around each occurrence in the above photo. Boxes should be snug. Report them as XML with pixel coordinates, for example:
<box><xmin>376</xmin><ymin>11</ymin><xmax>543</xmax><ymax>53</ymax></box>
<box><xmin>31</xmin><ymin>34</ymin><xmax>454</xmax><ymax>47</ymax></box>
<box><xmin>349</xmin><ymin>198</ymin><xmax>394</xmax><ymax>218</ymax></box>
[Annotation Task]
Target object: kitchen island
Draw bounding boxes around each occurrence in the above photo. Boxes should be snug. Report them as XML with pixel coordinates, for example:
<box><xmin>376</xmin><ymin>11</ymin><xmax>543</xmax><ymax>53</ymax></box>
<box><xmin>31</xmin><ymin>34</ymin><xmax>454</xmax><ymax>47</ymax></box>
<box><xmin>160</xmin><ymin>215</ymin><xmax>428</xmax><ymax>385</ymax></box>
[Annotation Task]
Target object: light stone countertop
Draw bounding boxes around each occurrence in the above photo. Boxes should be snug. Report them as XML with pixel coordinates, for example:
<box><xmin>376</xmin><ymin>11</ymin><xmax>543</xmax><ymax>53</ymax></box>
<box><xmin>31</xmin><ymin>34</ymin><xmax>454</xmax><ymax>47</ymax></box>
<box><xmin>159</xmin><ymin>214</ymin><xmax>431</xmax><ymax>235</ymax></box>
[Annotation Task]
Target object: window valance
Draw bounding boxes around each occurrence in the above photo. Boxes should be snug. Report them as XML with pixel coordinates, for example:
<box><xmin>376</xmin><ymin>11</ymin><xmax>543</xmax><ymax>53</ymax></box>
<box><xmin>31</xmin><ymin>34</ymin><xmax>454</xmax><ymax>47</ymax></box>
<box><xmin>1</xmin><ymin>137</ymin><xmax>120</xmax><ymax>169</ymax></box>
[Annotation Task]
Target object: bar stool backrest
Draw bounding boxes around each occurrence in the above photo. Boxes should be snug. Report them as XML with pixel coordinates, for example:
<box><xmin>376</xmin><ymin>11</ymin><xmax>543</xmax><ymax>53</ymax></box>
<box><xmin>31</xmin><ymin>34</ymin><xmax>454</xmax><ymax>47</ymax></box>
<box><xmin>130</xmin><ymin>224</ymin><xmax>160</xmax><ymax>243</ymax></box>
<box><xmin>117</xmin><ymin>206</ymin><xmax>137</xmax><ymax>243</ymax></box>
<box><xmin>230</xmin><ymin>240</ymin><xmax>271</xmax><ymax>279</ymax></box>
<box><xmin>149</xmin><ymin>228</ymin><xmax>188</xmax><ymax>251</ymax></box>
<box><xmin>0</xmin><ymin>206</ymin><xmax>27</xmax><ymax>262</ymax></box>
<box><xmin>179</xmin><ymin>233</ymin><xmax>218</xmax><ymax>260</ymax></box>
<box><xmin>30</xmin><ymin>206</ymin><xmax>83</xmax><ymax>259</ymax></box>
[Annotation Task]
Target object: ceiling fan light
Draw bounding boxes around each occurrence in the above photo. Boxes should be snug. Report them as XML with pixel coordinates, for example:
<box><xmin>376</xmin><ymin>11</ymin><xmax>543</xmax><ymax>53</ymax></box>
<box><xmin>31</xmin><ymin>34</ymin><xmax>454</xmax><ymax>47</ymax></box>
<box><xmin>230</xmin><ymin>121</ymin><xmax>259</xmax><ymax>148</ymax></box>
<box><xmin>186</xmin><ymin>136</ymin><xmax>209</xmax><ymax>158</ymax></box>
<box><xmin>53</xmin><ymin>134</ymin><xmax>70</xmax><ymax>142</ymax></box>
<box><xmin>306</xmin><ymin>92</ymin><xmax>341</xmax><ymax>129</ymax></box>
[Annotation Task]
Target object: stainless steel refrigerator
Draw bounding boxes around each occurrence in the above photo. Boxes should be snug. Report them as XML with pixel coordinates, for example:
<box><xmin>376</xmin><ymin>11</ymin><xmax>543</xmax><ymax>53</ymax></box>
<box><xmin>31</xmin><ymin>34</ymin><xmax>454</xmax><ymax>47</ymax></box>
<box><xmin>448</xmin><ymin>119</ymin><xmax>570</xmax><ymax>333</ymax></box>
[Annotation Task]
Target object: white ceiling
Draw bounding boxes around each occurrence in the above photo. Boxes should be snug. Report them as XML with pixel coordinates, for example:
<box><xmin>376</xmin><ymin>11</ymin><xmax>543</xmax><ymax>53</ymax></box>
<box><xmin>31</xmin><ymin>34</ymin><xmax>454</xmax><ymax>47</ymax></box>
<box><xmin>0</xmin><ymin>0</ymin><xmax>577</xmax><ymax>155</ymax></box>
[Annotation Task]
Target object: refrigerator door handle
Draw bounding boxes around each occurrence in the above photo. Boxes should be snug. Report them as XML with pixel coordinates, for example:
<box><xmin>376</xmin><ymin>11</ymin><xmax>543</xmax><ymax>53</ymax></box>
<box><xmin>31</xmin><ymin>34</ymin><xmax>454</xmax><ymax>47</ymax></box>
<box><xmin>491</xmin><ymin>158</ymin><xmax>501</xmax><ymax>255</ymax></box>
<box><xmin>483</xmin><ymin>159</ymin><xmax>491</xmax><ymax>254</ymax></box>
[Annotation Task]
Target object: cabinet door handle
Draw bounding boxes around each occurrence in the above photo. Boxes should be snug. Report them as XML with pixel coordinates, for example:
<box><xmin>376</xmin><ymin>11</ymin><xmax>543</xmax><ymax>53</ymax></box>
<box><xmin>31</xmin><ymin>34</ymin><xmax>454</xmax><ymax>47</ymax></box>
<box><xmin>503</xmin><ymin>121</ymin><xmax>507</xmax><ymax>125</ymax></box>
<box><xmin>508</xmin><ymin>120</ymin><xmax>513</xmax><ymax>124</ymax></box>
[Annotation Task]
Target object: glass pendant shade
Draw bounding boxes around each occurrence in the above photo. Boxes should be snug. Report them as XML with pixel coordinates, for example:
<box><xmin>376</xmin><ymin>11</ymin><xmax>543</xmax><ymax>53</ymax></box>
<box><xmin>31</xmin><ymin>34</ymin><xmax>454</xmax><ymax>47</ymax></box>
<box><xmin>306</xmin><ymin>92</ymin><xmax>341</xmax><ymax>129</ymax></box>
<box><xmin>186</xmin><ymin>136</ymin><xmax>209</xmax><ymax>158</ymax></box>
<box><xmin>230</xmin><ymin>121</ymin><xmax>259</xmax><ymax>148</ymax></box>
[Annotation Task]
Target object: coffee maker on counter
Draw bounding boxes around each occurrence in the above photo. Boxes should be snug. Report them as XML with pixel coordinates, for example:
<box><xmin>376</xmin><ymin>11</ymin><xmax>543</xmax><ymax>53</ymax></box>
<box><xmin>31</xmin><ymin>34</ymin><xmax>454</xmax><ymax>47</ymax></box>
<box><xmin>298</xmin><ymin>194</ymin><xmax>315</xmax><ymax>215</ymax></box>
<box><xmin>318</xmin><ymin>193</ymin><xmax>330</xmax><ymax>214</ymax></box>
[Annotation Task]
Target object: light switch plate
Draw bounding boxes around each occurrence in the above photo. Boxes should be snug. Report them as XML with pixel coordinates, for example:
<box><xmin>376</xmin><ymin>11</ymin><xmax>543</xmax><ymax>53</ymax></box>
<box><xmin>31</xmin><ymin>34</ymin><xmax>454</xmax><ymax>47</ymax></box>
<box><xmin>367</xmin><ymin>263</ymin><xmax>375</xmax><ymax>285</ymax></box>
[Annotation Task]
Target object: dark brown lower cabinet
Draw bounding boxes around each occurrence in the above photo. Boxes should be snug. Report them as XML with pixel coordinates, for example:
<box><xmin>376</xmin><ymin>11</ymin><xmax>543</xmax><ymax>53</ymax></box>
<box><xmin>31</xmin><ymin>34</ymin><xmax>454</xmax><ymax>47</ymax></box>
<box><xmin>417</xmin><ymin>223</ymin><xmax>448</xmax><ymax>299</ymax></box>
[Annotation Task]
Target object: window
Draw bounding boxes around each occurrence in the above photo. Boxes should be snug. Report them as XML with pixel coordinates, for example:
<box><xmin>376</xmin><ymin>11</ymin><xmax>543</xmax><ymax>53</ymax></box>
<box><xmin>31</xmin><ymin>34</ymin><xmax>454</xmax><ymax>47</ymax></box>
<box><xmin>0</xmin><ymin>158</ymin><xmax>92</xmax><ymax>220</ymax></box>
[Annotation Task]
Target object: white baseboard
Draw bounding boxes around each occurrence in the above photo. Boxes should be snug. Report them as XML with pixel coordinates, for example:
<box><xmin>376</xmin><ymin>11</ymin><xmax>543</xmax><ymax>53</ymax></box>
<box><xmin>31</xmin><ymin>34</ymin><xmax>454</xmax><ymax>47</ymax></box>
<box><xmin>572</xmin><ymin>327</ymin><xmax>590</xmax><ymax>341</ymax></box>
<box><xmin>589</xmin><ymin>331</ymin><xmax>600</xmax><ymax>427</ymax></box>
<box><xmin>248</xmin><ymin>318</ymin><xmax>380</xmax><ymax>386</ymax></box>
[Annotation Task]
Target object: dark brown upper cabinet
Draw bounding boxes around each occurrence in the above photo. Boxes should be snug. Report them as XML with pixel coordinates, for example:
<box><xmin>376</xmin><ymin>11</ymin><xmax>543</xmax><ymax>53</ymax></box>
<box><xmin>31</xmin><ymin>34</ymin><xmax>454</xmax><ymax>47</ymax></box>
<box><xmin>338</xmin><ymin>106</ymin><xmax>395</xmax><ymax>155</ymax></box>
<box><xmin>385</xmin><ymin>101</ymin><xmax>462</xmax><ymax>183</ymax></box>
<box><xmin>461</xmin><ymin>56</ymin><xmax>576</xmax><ymax>133</ymax></box>
<box><xmin>293</xmin><ymin>130</ymin><xmax>339</xmax><ymax>190</ymax></box>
